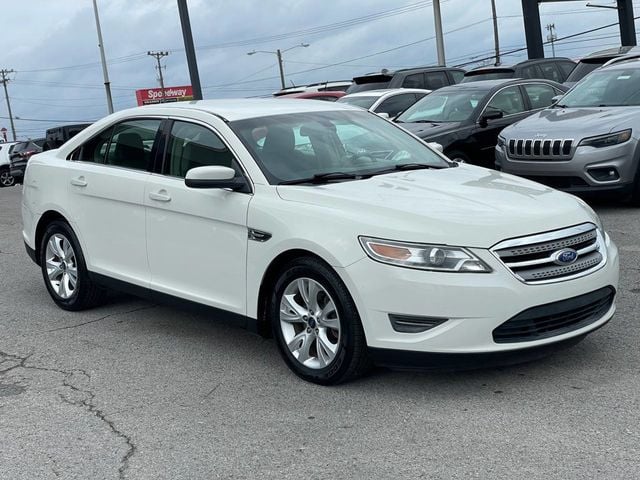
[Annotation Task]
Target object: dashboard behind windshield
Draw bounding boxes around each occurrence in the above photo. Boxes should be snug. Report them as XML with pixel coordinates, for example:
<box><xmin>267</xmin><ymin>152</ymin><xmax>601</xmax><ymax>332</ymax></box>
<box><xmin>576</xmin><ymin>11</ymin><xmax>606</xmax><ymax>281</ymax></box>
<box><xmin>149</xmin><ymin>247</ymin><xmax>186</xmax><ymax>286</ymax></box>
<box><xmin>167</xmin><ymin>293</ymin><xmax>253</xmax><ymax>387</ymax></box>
<box><xmin>230</xmin><ymin>110</ymin><xmax>449</xmax><ymax>184</ymax></box>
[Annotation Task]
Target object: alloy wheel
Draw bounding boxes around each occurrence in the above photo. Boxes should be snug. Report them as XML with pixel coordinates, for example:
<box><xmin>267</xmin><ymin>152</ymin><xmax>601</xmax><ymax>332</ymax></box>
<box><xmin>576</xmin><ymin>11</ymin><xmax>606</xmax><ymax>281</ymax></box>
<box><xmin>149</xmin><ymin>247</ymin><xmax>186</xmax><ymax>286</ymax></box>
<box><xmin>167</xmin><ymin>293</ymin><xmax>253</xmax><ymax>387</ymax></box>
<box><xmin>0</xmin><ymin>171</ymin><xmax>14</xmax><ymax>187</ymax></box>
<box><xmin>45</xmin><ymin>234</ymin><xmax>78</xmax><ymax>299</ymax></box>
<box><xmin>279</xmin><ymin>277</ymin><xmax>341</xmax><ymax>369</ymax></box>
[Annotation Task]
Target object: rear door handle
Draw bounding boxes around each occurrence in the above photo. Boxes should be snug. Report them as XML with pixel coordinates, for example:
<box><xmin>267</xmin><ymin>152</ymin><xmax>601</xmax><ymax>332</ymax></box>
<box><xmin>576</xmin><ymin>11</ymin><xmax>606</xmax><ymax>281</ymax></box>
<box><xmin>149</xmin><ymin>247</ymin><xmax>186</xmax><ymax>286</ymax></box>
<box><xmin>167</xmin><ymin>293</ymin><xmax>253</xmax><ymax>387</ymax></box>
<box><xmin>70</xmin><ymin>176</ymin><xmax>88</xmax><ymax>187</ymax></box>
<box><xmin>149</xmin><ymin>190</ymin><xmax>171</xmax><ymax>202</ymax></box>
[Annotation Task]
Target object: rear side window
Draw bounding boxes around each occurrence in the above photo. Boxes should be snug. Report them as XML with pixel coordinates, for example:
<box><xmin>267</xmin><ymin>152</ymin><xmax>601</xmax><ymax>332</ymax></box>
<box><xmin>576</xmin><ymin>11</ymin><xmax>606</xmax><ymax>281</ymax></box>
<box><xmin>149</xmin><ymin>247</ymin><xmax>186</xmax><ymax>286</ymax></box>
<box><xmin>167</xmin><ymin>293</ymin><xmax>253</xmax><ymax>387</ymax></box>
<box><xmin>72</xmin><ymin>119</ymin><xmax>160</xmax><ymax>169</ymax></box>
<box><xmin>402</xmin><ymin>73</ymin><xmax>424</xmax><ymax>88</ymax></box>
<box><xmin>539</xmin><ymin>63</ymin><xmax>562</xmax><ymax>83</ymax></box>
<box><xmin>520</xmin><ymin>64</ymin><xmax>541</xmax><ymax>79</ymax></box>
<box><xmin>424</xmin><ymin>71</ymin><xmax>448</xmax><ymax>90</ymax></box>
<box><xmin>164</xmin><ymin>121</ymin><xmax>237</xmax><ymax>178</ymax></box>
<box><xmin>523</xmin><ymin>84</ymin><xmax>558</xmax><ymax>109</ymax></box>
<box><xmin>374</xmin><ymin>93</ymin><xmax>421</xmax><ymax>117</ymax></box>
<box><xmin>558</xmin><ymin>62</ymin><xmax>576</xmax><ymax>78</ymax></box>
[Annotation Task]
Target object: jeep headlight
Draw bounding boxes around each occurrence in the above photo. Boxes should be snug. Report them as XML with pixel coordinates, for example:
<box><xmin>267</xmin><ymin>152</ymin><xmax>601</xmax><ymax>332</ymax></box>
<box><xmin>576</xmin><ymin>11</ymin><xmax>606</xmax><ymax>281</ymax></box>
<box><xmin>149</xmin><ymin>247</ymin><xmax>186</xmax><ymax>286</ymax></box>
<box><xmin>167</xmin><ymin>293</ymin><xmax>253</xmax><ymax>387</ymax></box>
<box><xmin>359</xmin><ymin>237</ymin><xmax>492</xmax><ymax>273</ymax></box>
<box><xmin>497</xmin><ymin>135</ymin><xmax>506</xmax><ymax>148</ymax></box>
<box><xmin>578</xmin><ymin>129</ymin><xmax>632</xmax><ymax>148</ymax></box>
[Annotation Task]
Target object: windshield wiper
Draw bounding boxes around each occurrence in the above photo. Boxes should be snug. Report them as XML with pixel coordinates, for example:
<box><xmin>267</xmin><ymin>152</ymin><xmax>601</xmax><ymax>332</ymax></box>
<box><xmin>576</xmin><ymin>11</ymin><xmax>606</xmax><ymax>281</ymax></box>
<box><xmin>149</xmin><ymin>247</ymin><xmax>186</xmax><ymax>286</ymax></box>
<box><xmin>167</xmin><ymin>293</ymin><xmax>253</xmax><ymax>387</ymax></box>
<box><xmin>367</xmin><ymin>163</ymin><xmax>447</xmax><ymax>178</ymax></box>
<box><xmin>411</xmin><ymin>119</ymin><xmax>441</xmax><ymax>124</ymax></box>
<box><xmin>279</xmin><ymin>171</ymin><xmax>361</xmax><ymax>185</ymax></box>
<box><xmin>552</xmin><ymin>103</ymin><xmax>568</xmax><ymax>108</ymax></box>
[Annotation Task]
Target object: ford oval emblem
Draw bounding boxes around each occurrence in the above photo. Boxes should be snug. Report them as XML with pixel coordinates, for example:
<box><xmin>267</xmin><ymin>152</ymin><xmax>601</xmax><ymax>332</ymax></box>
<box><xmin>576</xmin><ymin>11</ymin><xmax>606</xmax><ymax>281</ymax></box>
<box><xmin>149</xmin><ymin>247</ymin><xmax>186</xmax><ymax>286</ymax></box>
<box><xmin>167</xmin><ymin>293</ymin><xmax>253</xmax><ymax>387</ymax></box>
<box><xmin>553</xmin><ymin>248</ymin><xmax>578</xmax><ymax>266</ymax></box>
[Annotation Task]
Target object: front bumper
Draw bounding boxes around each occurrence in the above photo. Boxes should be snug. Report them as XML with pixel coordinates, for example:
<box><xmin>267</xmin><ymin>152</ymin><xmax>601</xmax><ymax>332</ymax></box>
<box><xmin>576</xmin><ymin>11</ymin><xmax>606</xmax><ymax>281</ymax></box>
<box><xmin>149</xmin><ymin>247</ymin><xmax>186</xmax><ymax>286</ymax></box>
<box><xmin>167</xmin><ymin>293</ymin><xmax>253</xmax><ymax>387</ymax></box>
<box><xmin>495</xmin><ymin>141</ymin><xmax>638</xmax><ymax>196</ymax></box>
<box><xmin>339</xmin><ymin>239</ymin><xmax>618</xmax><ymax>356</ymax></box>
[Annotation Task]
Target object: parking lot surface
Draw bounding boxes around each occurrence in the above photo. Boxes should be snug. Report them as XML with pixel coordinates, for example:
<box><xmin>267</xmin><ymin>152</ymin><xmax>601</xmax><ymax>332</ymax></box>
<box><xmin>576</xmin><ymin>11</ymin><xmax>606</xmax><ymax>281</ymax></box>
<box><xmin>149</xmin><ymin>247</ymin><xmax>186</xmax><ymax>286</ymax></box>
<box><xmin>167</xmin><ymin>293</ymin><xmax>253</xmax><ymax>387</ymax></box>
<box><xmin>1</xmin><ymin>184</ymin><xmax>639</xmax><ymax>479</ymax></box>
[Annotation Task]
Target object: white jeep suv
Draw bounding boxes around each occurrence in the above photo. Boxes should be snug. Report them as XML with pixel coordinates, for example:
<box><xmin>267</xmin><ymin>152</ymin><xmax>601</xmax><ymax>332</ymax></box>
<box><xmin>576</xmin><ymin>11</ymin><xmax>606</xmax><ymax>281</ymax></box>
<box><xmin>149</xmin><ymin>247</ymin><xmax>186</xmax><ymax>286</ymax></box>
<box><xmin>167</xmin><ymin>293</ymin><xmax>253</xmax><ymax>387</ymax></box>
<box><xmin>21</xmin><ymin>99</ymin><xmax>619</xmax><ymax>384</ymax></box>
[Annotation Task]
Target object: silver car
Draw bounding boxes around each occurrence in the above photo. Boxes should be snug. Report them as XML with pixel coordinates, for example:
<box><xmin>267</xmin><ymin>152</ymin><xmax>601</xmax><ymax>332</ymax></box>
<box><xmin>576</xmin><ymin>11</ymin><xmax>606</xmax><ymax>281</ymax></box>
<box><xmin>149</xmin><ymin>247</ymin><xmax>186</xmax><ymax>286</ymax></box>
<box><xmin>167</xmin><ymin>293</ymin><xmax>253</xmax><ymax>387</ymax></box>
<box><xmin>496</xmin><ymin>57</ymin><xmax>640</xmax><ymax>204</ymax></box>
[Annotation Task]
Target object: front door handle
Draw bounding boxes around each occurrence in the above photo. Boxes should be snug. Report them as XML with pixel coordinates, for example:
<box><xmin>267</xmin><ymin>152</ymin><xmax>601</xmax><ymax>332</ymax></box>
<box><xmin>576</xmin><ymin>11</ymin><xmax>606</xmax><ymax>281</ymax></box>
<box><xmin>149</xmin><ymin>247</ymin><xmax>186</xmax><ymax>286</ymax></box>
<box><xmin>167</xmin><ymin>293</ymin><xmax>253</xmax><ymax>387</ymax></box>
<box><xmin>70</xmin><ymin>176</ymin><xmax>88</xmax><ymax>187</ymax></box>
<box><xmin>149</xmin><ymin>190</ymin><xmax>171</xmax><ymax>202</ymax></box>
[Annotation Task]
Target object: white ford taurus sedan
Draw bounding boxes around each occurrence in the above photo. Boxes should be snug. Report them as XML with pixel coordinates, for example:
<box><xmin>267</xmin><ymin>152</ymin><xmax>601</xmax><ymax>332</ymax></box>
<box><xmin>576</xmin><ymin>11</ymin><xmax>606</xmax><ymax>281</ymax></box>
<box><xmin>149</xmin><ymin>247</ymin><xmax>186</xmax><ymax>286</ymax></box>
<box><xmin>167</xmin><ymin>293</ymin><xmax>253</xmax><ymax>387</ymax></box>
<box><xmin>21</xmin><ymin>99</ymin><xmax>619</xmax><ymax>384</ymax></box>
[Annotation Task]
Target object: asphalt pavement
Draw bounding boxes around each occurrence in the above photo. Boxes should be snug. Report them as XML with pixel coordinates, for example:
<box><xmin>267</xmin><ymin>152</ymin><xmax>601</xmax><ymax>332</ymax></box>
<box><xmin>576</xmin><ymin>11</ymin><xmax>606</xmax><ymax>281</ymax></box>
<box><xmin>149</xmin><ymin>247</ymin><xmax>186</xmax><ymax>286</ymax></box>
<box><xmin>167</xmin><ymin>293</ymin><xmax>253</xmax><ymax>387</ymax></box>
<box><xmin>1</xmin><ymin>184</ymin><xmax>639</xmax><ymax>479</ymax></box>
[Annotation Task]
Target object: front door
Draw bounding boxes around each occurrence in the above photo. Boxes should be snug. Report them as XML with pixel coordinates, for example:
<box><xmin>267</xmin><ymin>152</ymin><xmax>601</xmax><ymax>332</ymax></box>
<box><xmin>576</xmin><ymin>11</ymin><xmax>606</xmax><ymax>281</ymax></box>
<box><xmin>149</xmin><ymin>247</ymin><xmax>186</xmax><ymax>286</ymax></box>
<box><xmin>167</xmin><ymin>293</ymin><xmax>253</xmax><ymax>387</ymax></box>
<box><xmin>144</xmin><ymin>119</ymin><xmax>251</xmax><ymax>314</ymax></box>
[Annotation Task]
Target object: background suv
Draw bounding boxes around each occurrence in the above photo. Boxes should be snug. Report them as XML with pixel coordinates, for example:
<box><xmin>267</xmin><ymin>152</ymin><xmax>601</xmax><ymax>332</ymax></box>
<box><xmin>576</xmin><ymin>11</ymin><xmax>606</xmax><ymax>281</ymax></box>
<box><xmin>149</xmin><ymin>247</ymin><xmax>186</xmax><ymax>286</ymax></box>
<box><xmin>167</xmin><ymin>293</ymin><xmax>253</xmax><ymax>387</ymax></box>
<box><xmin>346</xmin><ymin>66</ymin><xmax>465</xmax><ymax>94</ymax></box>
<box><xmin>496</xmin><ymin>58</ymin><xmax>640</xmax><ymax>203</ymax></box>
<box><xmin>8</xmin><ymin>138</ymin><xmax>45</xmax><ymax>184</ymax></box>
<box><xmin>337</xmin><ymin>88</ymin><xmax>430</xmax><ymax>117</ymax></box>
<box><xmin>462</xmin><ymin>58</ymin><xmax>576</xmax><ymax>84</ymax></box>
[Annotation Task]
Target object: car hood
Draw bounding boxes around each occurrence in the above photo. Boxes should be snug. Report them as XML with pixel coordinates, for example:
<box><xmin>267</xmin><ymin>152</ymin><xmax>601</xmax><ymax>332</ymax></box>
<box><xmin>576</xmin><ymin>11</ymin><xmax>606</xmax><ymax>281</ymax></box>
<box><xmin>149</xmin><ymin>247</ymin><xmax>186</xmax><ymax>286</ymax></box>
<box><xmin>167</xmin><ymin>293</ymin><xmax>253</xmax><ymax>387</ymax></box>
<box><xmin>396</xmin><ymin>121</ymin><xmax>463</xmax><ymax>139</ymax></box>
<box><xmin>502</xmin><ymin>106</ymin><xmax>640</xmax><ymax>139</ymax></box>
<box><xmin>276</xmin><ymin>165</ymin><xmax>598</xmax><ymax>248</ymax></box>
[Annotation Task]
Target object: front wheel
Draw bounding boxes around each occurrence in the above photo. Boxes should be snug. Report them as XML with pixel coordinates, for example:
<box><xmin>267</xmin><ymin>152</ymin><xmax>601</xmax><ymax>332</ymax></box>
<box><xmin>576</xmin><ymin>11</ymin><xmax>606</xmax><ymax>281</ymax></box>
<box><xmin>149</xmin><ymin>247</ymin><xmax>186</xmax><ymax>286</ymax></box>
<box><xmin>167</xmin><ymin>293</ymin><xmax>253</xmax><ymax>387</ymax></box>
<box><xmin>270</xmin><ymin>257</ymin><xmax>370</xmax><ymax>385</ymax></box>
<box><xmin>0</xmin><ymin>167</ymin><xmax>14</xmax><ymax>187</ymax></box>
<box><xmin>40</xmin><ymin>221</ymin><xmax>106</xmax><ymax>310</ymax></box>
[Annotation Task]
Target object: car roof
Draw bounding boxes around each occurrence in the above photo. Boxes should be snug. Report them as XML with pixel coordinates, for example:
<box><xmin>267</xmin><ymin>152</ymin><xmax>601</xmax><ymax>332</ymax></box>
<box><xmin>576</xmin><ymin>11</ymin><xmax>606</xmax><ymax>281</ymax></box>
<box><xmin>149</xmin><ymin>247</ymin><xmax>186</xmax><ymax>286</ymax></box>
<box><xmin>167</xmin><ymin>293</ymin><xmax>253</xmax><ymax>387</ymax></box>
<box><xmin>131</xmin><ymin>98</ymin><xmax>361</xmax><ymax>121</ymax></box>
<box><xmin>341</xmin><ymin>88</ymin><xmax>431</xmax><ymax>98</ymax></box>
<box><xmin>353</xmin><ymin>66</ymin><xmax>463</xmax><ymax>80</ymax></box>
<box><xmin>277</xmin><ymin>91</ymin><xmax>345</xmax><ymax>99</ymax></box>
<box><xmin>468</xmin><ymin>57</ymin><xmax>574</xmax><ymax>72</ymax></box>
<box><xmin>580</xmin><ymin>45</ymin><xmax>640</xmax><ymax>60</ymax></box>
<box><xmin>600</xmin><ymin>56</ymin><xmax>640</xmax><ymax>70</ymax></box>
<box><xmin>435</xmin><ymin>78</ymin><xmax>524</xmax><ymax>91</ymax></box>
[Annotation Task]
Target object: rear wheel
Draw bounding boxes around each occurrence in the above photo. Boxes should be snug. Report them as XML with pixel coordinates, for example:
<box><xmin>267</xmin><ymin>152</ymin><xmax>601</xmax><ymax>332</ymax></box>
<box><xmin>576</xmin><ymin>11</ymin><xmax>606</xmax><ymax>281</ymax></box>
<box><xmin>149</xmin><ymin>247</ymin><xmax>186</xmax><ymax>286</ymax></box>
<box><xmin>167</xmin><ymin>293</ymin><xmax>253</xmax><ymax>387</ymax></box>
<box><xmin>270</xmin><ymin>257</ymin><xmax>370</xmax><ymax>385</ymax></box>
<box><xmin>40</xmin><ymin>221</ymin><xmax>106</xmax><ymax>310</ymax></box>
<box><xmin>0</xmin><ymin>167</ymin><xmax>14</xmax><ymax>187</ymax></box>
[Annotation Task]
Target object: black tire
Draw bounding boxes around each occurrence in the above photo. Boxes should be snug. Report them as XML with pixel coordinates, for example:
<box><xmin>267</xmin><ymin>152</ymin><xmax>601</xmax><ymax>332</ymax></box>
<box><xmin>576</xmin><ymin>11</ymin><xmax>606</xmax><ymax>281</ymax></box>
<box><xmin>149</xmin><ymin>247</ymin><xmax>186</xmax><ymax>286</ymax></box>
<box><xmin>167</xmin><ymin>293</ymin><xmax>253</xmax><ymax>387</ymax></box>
<box><xmin>39</xmin><ymin>220</ymin><xmax>106</xmax><ymax>311</ymax></box>
<box><xmin>445</xmin><ymin>150</ymin><xmax>470</xmax><ymax>164</ymax></box>
<box><xmin>269</xmin><ymin>257</ymin><xmax>371</xmax><ymax>385</ymax></box>
<box><xmin>0</xmin><ymin>166</ymin><xmax>14</xmax><ymax>188</ymax></box>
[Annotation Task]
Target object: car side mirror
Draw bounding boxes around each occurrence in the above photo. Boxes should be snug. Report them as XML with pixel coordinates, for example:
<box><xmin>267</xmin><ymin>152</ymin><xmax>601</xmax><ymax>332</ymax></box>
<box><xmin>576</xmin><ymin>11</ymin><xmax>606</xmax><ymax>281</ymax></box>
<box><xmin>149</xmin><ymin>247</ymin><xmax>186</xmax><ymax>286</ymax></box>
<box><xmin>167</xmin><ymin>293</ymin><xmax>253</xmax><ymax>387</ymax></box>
<box><xmin>185</xmin><ymin>165</ymin><xmax>249</xmax><ymax>192</ymax></box>
<box><xmin>427</xmin><ymin>142</ymin><xmax>444</xmax><ymax>153</ymax></box>
<box><xmin>551</xmin><ymin>94</ymin><xmax>563</xmax><ymax>105</ymax></box>
<box><xmin>479</xmin><ymin>110</ymin><xmax>503</xmax><ymax>127</ymax></box>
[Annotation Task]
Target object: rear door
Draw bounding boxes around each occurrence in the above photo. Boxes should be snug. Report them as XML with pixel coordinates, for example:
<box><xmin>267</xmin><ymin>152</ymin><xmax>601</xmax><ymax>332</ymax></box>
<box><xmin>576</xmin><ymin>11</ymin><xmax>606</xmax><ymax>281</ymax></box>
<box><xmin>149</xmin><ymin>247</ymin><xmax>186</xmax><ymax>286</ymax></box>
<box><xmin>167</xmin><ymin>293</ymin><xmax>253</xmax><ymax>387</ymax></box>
<box><xmin>144</xmin><ymin>117</ymin><xmax>251</xmax><ymax>314</ymax></box>
<box><xmin>66</xmin><ymin>118</ymin><xmax>162</xmax><ymax>285</ymax></box>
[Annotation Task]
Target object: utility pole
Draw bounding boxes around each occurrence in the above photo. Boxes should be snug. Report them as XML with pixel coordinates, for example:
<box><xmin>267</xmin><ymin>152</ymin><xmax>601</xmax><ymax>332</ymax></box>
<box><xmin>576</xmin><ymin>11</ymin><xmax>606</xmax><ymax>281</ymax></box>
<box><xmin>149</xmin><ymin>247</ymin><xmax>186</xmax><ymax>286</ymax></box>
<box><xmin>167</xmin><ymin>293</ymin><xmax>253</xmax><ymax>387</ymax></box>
<box><xmin>490</xmin><ymin>0</ymin><xmax>501</xmax><ymax>66</ymax></box>
<box><xmin>432</xmin><ymin>0</ymin><xmax>446</xmax><ymax>66</ymax></box>
<box><xmin>546</xmin><ymin>23</ymin><xmax>557</xmax><ymax>57</ymax></box>
<box><xmin>177</xmin><ymin>0</ymin><xmax>203</xmax><ymax>100</ymax></box>
<box><xmin>0</xmin><ymin>69</ymin><xmax>16</xmax><ymax>141</ymax></box>
<box><xmin>92</xmin><ymin>0</ymin><xmax>114</xmax><ymax>114</ymax></box>
<box><xmin>276</xmin><ymin>49</ymin><xmax>286</xmax><ymax>90</ymax></box>
<box><xmin>147</xmin><ymin>51</ymin><xmax>169</xmax><ymax>102</ymax></box>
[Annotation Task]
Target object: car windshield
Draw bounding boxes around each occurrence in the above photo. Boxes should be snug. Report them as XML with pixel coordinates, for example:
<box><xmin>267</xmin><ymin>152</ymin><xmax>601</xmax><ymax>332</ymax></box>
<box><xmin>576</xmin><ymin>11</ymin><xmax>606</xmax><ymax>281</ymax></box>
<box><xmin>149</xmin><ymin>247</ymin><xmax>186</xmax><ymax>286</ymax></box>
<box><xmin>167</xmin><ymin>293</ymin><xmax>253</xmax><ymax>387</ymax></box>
<box><xmin>336</xmin><ymin>96</ymin><xmax>378</xmax><ymax>109</ymax></box>
<box><xmin>230</xmin><ymin>110</ymin><xmax>450</xmax><ymax>184</ymax></box>
<box><xmin>395</xmin><ymin>88</ymin><xmax>488</xmax><ymax>123</ymax></box>
<box><xmin>558</xmin><ymin>67</ymin><xmax>640</xmax><ymax>107</ymax></box>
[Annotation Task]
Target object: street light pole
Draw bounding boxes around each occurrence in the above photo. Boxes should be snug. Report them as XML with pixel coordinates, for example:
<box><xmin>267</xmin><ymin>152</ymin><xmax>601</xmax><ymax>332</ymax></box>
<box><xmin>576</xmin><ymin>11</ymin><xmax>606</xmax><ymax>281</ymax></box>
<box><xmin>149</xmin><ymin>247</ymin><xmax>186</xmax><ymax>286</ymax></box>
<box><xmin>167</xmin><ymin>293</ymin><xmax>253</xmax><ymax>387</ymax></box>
<box><xmin>92</xmin><ymin>0</ymin><xmax>114</xmax><ymax>114</ymax></box>
<box><xmin>247</xmin><ymin>43</ymin><xmax>309</xmax><ymax>91</ymax></box>
<box><xmin>433</xmin><ymin>0</ymin><xmax>446</xmax><ymax>66</ymax></box>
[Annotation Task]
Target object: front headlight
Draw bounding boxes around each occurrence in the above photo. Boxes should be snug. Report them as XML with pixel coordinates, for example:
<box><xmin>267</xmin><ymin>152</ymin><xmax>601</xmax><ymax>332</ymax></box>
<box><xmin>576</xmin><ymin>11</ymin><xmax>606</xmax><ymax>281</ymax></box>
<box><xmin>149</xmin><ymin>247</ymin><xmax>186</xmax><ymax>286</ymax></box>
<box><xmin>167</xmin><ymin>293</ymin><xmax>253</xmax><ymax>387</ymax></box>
<box><xmin>359</xmin><ymin>237</ymin><xmax>492</xmax><ymax>273</ymax></box>
<box><xmin>578</xmin><ymin>129</ymin><xmax>632</xmax><ymax>148</ymax></box>
<box><xmin>497</xmin><ymin>135</ymin><xmax>506</xmax><ymax>147</ymax></box>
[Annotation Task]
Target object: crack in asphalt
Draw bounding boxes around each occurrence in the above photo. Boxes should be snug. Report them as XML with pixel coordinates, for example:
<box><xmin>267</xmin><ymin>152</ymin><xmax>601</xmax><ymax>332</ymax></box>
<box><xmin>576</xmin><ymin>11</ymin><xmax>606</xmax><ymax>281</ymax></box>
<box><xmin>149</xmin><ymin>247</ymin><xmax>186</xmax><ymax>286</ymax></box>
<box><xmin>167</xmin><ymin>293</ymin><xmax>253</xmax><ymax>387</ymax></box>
<box><xmin>44</xmin><ymin>304</ymin><xmax>158</xmax><ymax>333</ymax></box>
<box><xmin>0</xmin><ymin>350</ymin><xmax>136</xmax><ymax>479</ymax></box>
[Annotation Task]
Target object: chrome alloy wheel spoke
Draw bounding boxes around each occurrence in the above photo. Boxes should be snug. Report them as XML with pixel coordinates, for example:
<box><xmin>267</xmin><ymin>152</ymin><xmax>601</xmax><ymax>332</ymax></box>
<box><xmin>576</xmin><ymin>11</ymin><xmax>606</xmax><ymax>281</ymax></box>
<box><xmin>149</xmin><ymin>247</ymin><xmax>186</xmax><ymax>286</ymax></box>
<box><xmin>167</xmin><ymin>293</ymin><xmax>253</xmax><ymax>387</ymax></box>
<box><xmin>45</xmin><ymin>234</ymin><xmax>77</xmax><ymax>299</ymax></box>
<box><xmin>279</xmin><ymin>277</ymin><xmax>341</xmax><ymax>370</ymax></box>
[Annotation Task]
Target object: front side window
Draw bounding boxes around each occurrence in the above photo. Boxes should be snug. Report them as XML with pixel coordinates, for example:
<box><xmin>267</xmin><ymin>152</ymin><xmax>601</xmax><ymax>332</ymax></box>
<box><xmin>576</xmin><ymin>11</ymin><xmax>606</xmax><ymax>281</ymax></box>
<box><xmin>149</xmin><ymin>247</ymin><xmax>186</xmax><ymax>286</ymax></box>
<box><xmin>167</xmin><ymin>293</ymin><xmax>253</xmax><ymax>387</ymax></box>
<box><xmin>230</xmin><ymin>110</ymin><xmax>449</xmax><ymax>184</ymax></box>
<box><xmin>485</xmin><ymin>86</ymin><xmax>526</xmax><ymax>116</ymax></box>
<box><xmin>524</xmin><ymin>84</ymin><xmax>559</xmax><ymax>110</ymax></box>
<box><xmin>164</xmin><ymin>121</ymin><xmax>237</xmax><ymax>178</ymax></box>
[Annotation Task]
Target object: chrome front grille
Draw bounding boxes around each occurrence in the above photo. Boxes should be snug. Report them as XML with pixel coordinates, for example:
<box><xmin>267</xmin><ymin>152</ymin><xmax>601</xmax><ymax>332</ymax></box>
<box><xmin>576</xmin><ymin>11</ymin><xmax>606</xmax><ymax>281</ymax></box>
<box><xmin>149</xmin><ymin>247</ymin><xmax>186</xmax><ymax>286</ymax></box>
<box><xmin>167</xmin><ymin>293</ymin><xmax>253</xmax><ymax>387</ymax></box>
<box><xmin>492</xmin><ymin>223</ymin><xmax>606</xmax><ymax>284</ymax></box>
<box><xmin>507</xmin><ymin>138</ymin><xmax>574</xmax><ymax>160</ymax></box>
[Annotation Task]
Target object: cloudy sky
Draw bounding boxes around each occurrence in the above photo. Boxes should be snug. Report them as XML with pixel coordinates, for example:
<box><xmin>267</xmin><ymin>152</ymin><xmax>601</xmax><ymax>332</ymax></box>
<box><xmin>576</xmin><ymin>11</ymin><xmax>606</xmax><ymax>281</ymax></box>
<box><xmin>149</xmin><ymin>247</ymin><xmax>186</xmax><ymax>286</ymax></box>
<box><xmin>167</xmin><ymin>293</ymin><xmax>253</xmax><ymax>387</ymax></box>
<box><xmin>0</xmin><ymin>0</ymin><xmax>638</xmax><ymax>140</ymax></box>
